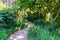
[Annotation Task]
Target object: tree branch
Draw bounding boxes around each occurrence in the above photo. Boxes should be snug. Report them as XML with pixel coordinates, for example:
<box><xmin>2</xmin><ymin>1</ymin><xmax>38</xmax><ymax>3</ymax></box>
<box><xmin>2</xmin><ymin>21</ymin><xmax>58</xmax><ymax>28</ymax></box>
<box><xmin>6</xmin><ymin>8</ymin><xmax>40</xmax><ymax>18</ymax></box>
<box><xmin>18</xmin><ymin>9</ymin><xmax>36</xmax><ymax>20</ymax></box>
<box><xmin>53</xmin><ymin>11</ymin><xmax>59</xmax><ymax>22</ymax></box>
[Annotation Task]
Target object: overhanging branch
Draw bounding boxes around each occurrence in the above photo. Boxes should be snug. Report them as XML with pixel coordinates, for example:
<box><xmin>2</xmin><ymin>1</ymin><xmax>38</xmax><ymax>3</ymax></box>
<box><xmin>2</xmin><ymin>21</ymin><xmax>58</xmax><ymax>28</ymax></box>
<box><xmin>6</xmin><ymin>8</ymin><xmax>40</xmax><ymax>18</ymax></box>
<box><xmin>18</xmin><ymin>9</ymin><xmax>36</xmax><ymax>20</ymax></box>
<box><xmin>53</xmin><ymin>11</ymin><xmax>59</xmax><ymax>22</ymax></box>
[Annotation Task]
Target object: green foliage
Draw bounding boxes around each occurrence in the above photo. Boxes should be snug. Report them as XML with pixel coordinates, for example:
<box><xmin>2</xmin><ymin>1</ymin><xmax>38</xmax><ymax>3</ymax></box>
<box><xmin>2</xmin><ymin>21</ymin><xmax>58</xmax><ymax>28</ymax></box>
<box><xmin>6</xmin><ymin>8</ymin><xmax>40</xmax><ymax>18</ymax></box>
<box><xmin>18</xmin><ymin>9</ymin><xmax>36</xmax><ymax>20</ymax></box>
<box><xmin>26</xmin><ymin>12</ymin><xmax>39</xmax><ymax>21</ymax></box>
<box><xmin>17</xmin><ymin>20</ymin><xmax>28</xmax><ymax>29</ymax></box>
<box><xmin>28</xmin><ymin>25</ymin><xmax>60</xmax><ymax>40</ymax></box>
<box><xmin>0</xmin><ymin>7</ymin><xmax>29</xmax><ymax>40</ymax></box>
<box><xmin>55</xmin><ymin>29</ymin><xmax>60</xmax><ymax>40</ymax></box>
<box><xmin>0</xmin><ymin>0</ymin><xmax>59</xmax><ymax>40</ymax></box>
<box><xmin>34</xmin><ymin>19</ymin><xmax>46</xmax><ymax>25</ymax></box>
<box><xmin>34</xmin><ymin>19</ymin><xmax>51</xmax><ymax>27</ymax></box>
<box><xmin>16</xmin><ymin>0</ymin><xmax>60</xmax><ymax>22</ymax></box>
<box><xmin>0</xmin><ymin>8</ymin><xmax>16</xmax><ymax>28</ymax></box>
<box><xmin>0</xmin><ymin>27</ymin><xmax>17</xmax><ymax>40</ymax></box>
<box><xmin>54</xmin><ymin>14</ymin><xmax>60</xmax><ymax>28</ymax></box>
<box><xmin>0</xmin><ymin>28</ymin><xmax>8</xmax><ymax>40</ymax></box>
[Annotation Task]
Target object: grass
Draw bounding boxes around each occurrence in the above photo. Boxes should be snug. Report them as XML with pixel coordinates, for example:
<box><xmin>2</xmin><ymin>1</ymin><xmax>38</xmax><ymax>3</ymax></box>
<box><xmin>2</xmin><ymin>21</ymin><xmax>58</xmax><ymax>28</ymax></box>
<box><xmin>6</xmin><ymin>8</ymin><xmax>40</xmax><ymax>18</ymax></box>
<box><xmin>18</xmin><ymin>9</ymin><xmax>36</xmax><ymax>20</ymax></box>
<box><xmin>0</xmin><ymin>28</ymin><xmax>13</xmax><ymax>40</ymax></box>
<box><xmin>28</xmin><ymin>25</ymin><xmax>60</xmax><ymax>40</ymax></box>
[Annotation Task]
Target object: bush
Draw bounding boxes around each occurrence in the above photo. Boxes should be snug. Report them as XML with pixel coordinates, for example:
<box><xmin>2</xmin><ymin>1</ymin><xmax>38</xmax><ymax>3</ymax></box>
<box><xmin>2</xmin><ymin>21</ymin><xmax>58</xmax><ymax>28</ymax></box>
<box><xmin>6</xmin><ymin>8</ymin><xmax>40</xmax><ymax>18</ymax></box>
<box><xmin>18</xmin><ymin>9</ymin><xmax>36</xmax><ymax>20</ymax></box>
<box><xmin>28</xmin><ymin>25</ymin><xmax>60</xmax><ymax>40</ymax></box>
<box><xmin>0</xmin><ymin>8</ymin><xmax>17</xmax><ymax>40</ymax></box>
<box><xmin>34</xmin><ymin>19</ymin><xmax>50</xmax><ymax>26</ymax></box>
<box><xmin>0</xmin><ymin>27</ymin><xmax>16</xmax><ymax>40</ymax></box>
<box><xmin>55</xmin><ymin>29</ymin><xmax>60</xmax><ymax>40</ymax></box>
<box><xmin>16</xmin><ymin>20</ymin><xmax>28</xmax><ymax>29</ymax></box>
<box><xmin>0</xmin><ymin>8</ymin><xmax>16</xmax><ymax>28</ymax></box>
<box><xmin>34</xmin><ymin>19</ymin><xmax>46</xmax><ymax>25</ymax></box>
<box><xmin>0</xmin><ymin>28</ymin><xmax>8</xmax><ymax>40</ymax></box>
<box><xmin>26</xmin><ymin>12</ymin><xmax>39</xmax><ymax>21</ymax></box>
<box><xmin>0</xmin><ymin>14</ymin><xmax>16</xmax><ymax>28</ymax></box>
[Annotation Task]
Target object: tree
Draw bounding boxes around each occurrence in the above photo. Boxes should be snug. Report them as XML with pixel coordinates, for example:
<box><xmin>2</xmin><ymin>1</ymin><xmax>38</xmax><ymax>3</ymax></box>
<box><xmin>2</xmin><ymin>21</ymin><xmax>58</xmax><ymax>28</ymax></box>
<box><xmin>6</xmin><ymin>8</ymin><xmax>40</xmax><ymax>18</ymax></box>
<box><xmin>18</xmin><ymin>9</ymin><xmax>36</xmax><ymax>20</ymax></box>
<box><xmin>15</xmin><ymin>0</ymin><xmax>60</xmax><ymax>23</ymax></box>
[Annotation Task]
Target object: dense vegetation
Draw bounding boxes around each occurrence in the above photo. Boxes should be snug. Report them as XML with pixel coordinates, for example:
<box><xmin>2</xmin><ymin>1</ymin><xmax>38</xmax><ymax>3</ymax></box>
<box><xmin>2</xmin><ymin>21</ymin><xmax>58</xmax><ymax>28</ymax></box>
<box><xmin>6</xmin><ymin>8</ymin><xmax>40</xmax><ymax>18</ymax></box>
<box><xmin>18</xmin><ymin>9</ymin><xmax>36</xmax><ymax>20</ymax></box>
<box><xmin>28</xmin><ymin>20</ymin><xmax>60</xmax><ymax>40</ymax></box>
<box><xmin>0</xmin><ymin>0</ymin><xmax>60</xmax><ymax>40</ymax></box>
<box><xmin>28</xmin><ymin>25</ymin><xmax>60</xmax><ymax>40</ymax></box>
<box><xmin>0</xmin><ymin>6</ymin><xmax>28</xmax><ymax>40</ymax></box>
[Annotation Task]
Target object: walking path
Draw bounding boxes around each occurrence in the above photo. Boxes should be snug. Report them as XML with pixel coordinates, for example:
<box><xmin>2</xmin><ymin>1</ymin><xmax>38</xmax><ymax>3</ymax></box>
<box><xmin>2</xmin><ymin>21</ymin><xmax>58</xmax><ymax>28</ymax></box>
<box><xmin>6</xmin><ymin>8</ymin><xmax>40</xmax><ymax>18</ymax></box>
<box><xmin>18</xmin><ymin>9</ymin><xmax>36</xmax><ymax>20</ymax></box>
<box><xmin>8</xmin><ymin>22</ymin><xmax>34</xmax><ymax>40</ymax></box>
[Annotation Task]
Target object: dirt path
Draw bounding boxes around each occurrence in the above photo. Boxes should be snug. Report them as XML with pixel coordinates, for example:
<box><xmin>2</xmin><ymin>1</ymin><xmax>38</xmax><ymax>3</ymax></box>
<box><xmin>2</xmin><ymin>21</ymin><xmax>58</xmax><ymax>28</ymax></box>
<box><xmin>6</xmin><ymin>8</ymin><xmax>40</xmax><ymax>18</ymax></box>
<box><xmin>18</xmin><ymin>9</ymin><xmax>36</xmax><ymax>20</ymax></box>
<box><xmin>8</xmin><ymin>22</ymin><xmax>34</xmax><ymax>40</ymax></box>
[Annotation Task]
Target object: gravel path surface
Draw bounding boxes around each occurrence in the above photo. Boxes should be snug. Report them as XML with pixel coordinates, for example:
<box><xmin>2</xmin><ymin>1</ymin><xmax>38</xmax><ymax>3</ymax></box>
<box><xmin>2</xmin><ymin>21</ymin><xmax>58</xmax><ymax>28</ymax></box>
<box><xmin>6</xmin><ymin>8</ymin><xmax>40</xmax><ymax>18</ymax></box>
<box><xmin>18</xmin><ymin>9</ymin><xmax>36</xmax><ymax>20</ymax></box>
<box><xmin>8</xmin><ymin>22</ymin><xmax>34</xmax><ymax>40</ymax></box>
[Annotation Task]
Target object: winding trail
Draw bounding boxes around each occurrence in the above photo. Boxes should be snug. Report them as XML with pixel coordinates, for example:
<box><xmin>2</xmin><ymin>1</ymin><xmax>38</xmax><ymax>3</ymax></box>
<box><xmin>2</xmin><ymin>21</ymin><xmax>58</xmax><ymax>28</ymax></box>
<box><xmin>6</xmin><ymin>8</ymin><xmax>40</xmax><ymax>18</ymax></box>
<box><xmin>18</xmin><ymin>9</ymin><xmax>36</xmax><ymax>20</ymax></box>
<box><xmin>8</xmin><ymin>22</ymin><xmax>34</xmax><ymax>40</ymax></box>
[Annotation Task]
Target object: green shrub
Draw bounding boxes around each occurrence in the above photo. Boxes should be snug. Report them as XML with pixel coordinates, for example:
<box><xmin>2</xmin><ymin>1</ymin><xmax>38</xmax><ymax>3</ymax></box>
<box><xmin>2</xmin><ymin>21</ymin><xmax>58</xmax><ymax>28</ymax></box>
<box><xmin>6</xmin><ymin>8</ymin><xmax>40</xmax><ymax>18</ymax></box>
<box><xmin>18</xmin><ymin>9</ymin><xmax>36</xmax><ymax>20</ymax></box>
<box><xmin>34</xmin><ymin>19</ymin><xmax>50</xmax><ymax>26</ymax></box>
<box><xmin>54</xmin><ymin>21</ymin><xmax>60</xmax><ymax>28</ymax></box>
<box><xmin>0</xmin><ymin>27</ymin><xmax>17</xmax><ymax>40</ymax></box>
<box><xmin>28</xmin><ymin>25</ymin><xmax>60</xmax><ymax>40</ymax></box>
<box><xmin>0</xmin><ymin>14</ymin><xmax>16</xmax><ymax>28</ymax></box>
<box><xmin>34</xmin><ymin>19</ymin><xmax>46</xmax><ymax>25</ymax></box>
<box><xmin>0</xmin><ymin>8</ymin><xmax>17</xmax><ymax>40</ymax></box>
<box><xmin>16</xmin><ymin>20</ymin><xmax>28</xmax><ymax>29</ymax></box>
<box><xmin>0</xmin><ymin>28</ymin><xmax>8</xmax><ymax>40</ymax></box>
<box><xmin>0</xmin><ymin>8</ymin><xmax>16</xmax><ymax>28</ymax></box>
<box><xmin>26</xmin><ymin>12</ymin><xmax>39</xmax><ymax>21</ymax></box>
<box><xmin>0</xmin><ymin>6</ymin><xmax>29</xmax><ymax>40</ymax></box>
<box><xmin>55</xmin><ymin>29</ymin><xmax>60</xmax><ymax>40</ymax></box>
